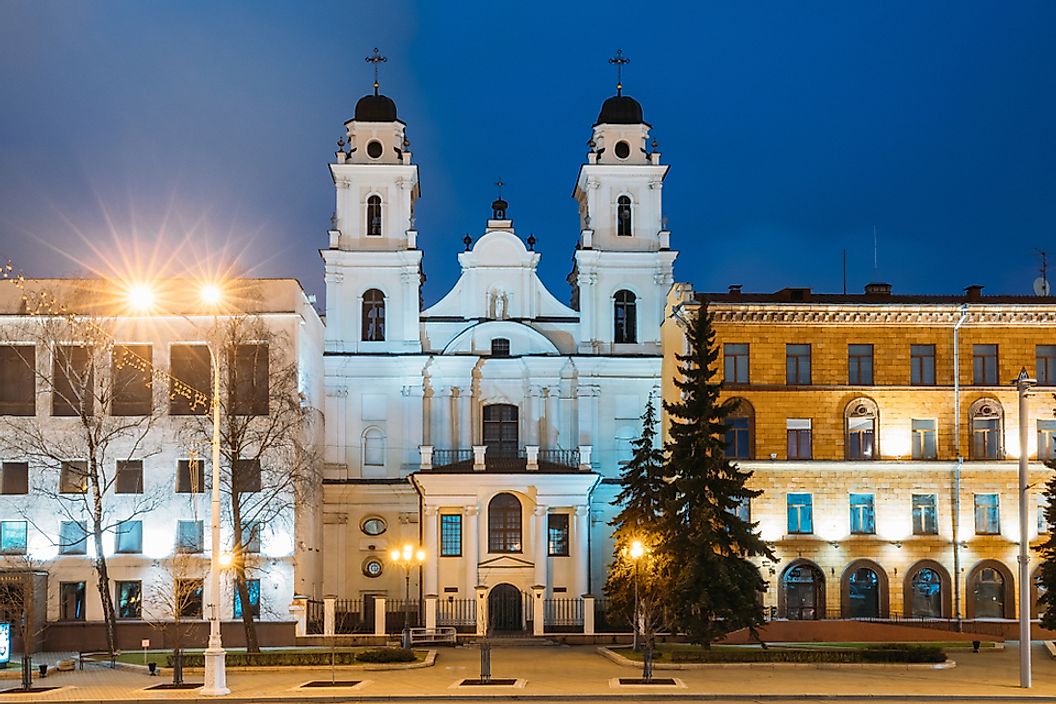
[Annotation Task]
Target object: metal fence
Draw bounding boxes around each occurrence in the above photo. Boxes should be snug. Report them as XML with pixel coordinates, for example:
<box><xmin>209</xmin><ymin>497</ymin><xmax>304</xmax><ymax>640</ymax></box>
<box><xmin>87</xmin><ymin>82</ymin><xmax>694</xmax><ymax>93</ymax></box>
<box><xmin>335</xmin><ymin>598</ymin><xmax>373</xmax><ymax>634</ymax></box>
<box><xmin>438</xmin><ymin>597</ymin><xmax>476</xmax><ymax>631</ymax></box>
<box><xmin>543</xmin><ymin>597</ymin><xmax>583</xmax><ymax>632</ymax></box>
<box><xmin>306</xmin><ymin>599</ymin><xmax>324</xmax><ymax>635</ymax></box>
<box><xmin>385</xmin><ymin>598</ymin><xmax>422</xmax><ymax>631</ymax></box>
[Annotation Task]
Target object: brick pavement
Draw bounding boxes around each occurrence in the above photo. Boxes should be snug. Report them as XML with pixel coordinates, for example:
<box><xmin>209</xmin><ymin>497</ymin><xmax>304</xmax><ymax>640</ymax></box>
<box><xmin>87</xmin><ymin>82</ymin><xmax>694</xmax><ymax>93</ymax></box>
<box><xmin>2</xmin><ymin>642</ymin><xmax>1055</xmax><ymax>702</ymax></box>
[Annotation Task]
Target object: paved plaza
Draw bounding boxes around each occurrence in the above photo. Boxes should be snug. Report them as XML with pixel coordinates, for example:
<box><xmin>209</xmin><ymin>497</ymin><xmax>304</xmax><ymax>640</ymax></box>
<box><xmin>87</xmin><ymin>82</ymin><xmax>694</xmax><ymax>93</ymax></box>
<box><xmin>2</xmin><ymin>642</ymin><xmax>1056</xmax><ymax>702</ymax></box>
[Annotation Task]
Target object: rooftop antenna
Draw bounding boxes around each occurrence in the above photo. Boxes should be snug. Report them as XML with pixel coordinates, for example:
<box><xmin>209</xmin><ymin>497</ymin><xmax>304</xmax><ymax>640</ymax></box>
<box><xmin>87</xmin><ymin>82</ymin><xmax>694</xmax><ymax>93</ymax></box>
<box><xmin>609</xmin><ymin>49</ymin><xmax>630</xmax><ymax>96</ymax></box>
<box><xmin>365</xmin><ymin>47</ymin><xmax>387</xmax><ymax>95</ymax></box>
<box><xmin>495</xmin><ymin>177</ymin><xmax>504</xmax><ymax>201</ymax></box>
<box><xmin>1034</xmin><ymin>249</ymin><xmax>1050</xmax><ymax>296</ymax></box>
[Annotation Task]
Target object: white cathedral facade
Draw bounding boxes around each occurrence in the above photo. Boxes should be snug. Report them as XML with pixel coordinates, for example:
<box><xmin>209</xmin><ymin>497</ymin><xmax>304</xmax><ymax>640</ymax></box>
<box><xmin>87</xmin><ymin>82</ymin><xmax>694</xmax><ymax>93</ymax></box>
<box><xmin>317</xmin><ymin>81</ymin><xmax>676</xmax><ymax>621</ymax></box>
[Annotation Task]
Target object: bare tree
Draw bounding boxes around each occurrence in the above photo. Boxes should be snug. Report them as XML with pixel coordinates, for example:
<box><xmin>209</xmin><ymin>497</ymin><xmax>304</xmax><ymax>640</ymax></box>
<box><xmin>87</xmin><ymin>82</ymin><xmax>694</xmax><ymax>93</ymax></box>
<box><xmin>144</xmin><ymin>553</ymin><xmax>206</xmax><ymax>684</ymax></box>
<box><xmin>0</xmin><ymin>556</ymin><xmax>48</xmax><ymax>690</ymax></box>
<box><xmin>180</xmin><ymin>315</ymin><xmax>317</xmax><ymax>652</ymax></box>
<box><xmin>0</xmin><ymin>295</ymin><xmax>165</xmax><ymax>654</ymax></box>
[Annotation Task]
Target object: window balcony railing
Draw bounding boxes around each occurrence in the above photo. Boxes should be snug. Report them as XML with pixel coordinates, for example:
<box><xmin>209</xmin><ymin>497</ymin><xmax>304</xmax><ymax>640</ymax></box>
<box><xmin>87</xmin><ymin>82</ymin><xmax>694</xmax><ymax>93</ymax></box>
<box><xmin>420</xmin><ymin>445</ymin><xmax>592</xmax><ymax>472</ymax></box>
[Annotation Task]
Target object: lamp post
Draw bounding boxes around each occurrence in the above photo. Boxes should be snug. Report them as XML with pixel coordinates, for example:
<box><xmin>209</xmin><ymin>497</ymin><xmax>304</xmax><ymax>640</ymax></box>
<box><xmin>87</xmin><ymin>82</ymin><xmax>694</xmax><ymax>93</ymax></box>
<box><xmin>1015</xmin><ymin>367</ymin><xmax>1036</xmax><ymax>689</ymax></box>
<box><xmin>629</xmin><ymin>540</ymin><xmax>644</xmax><ymax>651</ymax></box>
<box><xmin>390</xmin><ymin>544</ymin><xmax>425</xmax><ymax>649</ymax></box>
<box><xmin>200</xmin><ymin>283</ymin><xmax>229</xmax><ymax>697</ymax></box>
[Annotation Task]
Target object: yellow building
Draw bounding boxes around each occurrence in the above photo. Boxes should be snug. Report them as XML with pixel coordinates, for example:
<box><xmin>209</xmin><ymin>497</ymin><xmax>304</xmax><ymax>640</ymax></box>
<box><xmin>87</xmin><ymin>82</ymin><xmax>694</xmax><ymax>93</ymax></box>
<box><xmin>662</xmin><ymin>282</ymin><xmax>1056</xmax><ymax>624</ymax></box>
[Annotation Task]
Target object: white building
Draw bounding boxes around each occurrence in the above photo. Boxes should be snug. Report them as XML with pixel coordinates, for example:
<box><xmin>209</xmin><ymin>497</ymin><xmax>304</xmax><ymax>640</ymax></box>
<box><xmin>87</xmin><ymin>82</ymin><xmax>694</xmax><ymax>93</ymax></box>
<box><xmin>0</xmin><ymin>278</ymin><xmax>324</xmax><ymax>648</ymax></box>
<box><xmin>319</xmin><ymin>82</ymin><xmax>676</xmax><ymax>631</ymax></box>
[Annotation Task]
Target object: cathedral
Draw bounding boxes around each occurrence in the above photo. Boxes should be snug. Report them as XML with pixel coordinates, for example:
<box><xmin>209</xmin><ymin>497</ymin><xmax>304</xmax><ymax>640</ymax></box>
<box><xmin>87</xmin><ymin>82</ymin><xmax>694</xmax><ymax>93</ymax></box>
<box><xmin>317</xmin><ymin>73</ymin><xmax>675</xmax><ymax>625</ymax></box>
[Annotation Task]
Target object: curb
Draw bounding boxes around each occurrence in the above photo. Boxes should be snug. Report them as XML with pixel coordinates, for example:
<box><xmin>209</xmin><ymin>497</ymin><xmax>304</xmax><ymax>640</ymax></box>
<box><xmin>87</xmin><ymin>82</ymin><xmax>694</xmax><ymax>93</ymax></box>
<box><xmin>597</xmin><ymin>646</ymin><xmax>957</xmax><ymax>670</ymax></box>
<box><xmin>111</xmin><ymin>649</ymin><xmax>436</xmax><ymax>675</ymax></box>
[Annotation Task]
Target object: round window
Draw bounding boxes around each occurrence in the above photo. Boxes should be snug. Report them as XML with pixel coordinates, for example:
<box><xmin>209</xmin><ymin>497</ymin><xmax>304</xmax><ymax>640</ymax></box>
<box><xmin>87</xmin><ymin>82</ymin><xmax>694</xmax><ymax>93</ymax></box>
<box><xmin>361</xmin><ymin>517</ymin><xmax>387</xmax><ymax>536</ymax></box>
<box><xmin>363</xmin><ymin>558</ymin><xmax>384</xmax><ymax>578</ymax></box>
<box><xmin>614</xmin><ymin>140</ymin><xmax>630</xmax><ymax>159</ymax></box>
<box><xmin>366</xmin><ymin>140</ymin><xmax>384</xmax><ymax>159</ymax></box>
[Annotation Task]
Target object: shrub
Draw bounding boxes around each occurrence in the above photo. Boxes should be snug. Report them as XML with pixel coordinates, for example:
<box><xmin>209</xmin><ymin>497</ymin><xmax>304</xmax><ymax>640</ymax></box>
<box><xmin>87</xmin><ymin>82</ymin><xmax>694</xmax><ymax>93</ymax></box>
<box><xmin>356</xmin><ymin>648</ymin><xmax>416</xmax><ymax>664</ymax></box>
<box><xmin>664</xmin><ymin>645</ymin><xmax>945</xmax><ymax>665</ymax></box>
<box><xmin>173</xmin><ymin>651</ymin><xmax>358</xmax><ymax>668</ymax></box>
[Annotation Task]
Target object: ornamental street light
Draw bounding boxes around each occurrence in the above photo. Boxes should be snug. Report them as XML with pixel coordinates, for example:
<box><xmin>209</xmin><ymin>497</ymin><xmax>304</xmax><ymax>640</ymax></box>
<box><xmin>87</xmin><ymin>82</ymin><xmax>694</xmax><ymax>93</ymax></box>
<box><xmin>201</xmin><ymin>282</ymin><xmax>229</xmax><ymax>697</ymax></box>
<box><xmin>1014</xmin><ymin>367</ymin><xmax>1036</xmax><ymax>689</ymax></box>
<box><xmin>389</xmin><ymin>544</ymin><xmax>425</xmax><ymax>649</ymax></box>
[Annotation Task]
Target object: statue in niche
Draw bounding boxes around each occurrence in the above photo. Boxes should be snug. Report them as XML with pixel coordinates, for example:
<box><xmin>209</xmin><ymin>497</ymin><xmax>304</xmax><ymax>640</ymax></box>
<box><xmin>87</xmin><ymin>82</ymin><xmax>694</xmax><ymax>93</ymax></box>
<box><xmin>488</xmin><ymin>289</ymin><xmax>509</xmax><ymax>319</ymax></box>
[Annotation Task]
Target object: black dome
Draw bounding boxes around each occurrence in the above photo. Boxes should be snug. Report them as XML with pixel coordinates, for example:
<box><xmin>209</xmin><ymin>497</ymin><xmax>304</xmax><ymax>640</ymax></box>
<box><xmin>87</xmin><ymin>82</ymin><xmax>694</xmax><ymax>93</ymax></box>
<box><xmin>595</xmin><ymin>94</ymin><xmax>643</xmax><ymax>125</ymax></box>
<box><xmin>354</xmin><ymin>93</ymin><xmax>398</xmax><ymax>122</ymax></box>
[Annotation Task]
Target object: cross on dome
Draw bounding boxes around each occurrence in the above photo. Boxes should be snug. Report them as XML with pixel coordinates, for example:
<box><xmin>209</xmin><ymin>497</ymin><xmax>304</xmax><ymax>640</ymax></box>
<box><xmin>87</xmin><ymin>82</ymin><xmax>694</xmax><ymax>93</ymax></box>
<box><xmin>608</xmin><ymin>49</ymin><xmax>630</xmax><ymax>96</ymax></box>
<box><xmin>365</xmin><ymin>47</ymin><xmax>387</xmax><ymax>95</ymax></box>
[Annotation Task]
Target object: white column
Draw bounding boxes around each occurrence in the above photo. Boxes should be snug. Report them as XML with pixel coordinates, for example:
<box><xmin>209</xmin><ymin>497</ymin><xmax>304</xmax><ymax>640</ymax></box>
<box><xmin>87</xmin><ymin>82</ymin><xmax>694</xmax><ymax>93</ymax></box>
<box><xmin>420</xmin><ymin>384</ymin><xmax>432</xmax><ymax>447</ymax></box>
<box><xmin>542</xmin><ymin>387</ymin><xmax>556</xmax><ymax>448</ymax></box>
<box><xmin>458</xmin><ymin>387</ymin><xmax>472</xmax><ymax>449</ymax></box>
<box><xmin>373</xmin><ymin>597</ymin><xmax>387</xmax><ymax>636</ymax></box>
<box><xmin>574</xmin><ymin>505</ymin><xmax>590</xmax><ymax>597</ymax></box>
<box><xmin>528</xmin><ymin>386</ymin><xmax>542</xmax><ymax>446</ymax></box>
<box><xmin>464</xmin><ymin>505</ymin><xmax>479</xmax><ymax>597</ymax></box>
<box><xmin>533</xmin><ymin>505</ymin><xmax>548</xmax><ymax>589</ymax></box>
<box><xmin>424</xmin><ymin>595</ymin><xmax>438</xmax><ymax>630</ymax></box>
<box><xmin>423</xmin><ymin>505</ymin><xmax>438</xmax><ymax>596</ymax></box>
<box><xmin>450</xmin><ymin>387</ymin><xmax>461</xmax><ymax>449</ymax></box>
<box><xmin>432</xmin><ymin>386</ymin><xmax>449</xmax><ymax>450</ymax></box>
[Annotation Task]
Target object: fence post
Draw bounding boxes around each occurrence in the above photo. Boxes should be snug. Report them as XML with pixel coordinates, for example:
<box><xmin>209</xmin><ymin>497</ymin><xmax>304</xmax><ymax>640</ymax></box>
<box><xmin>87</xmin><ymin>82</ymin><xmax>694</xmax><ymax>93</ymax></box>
<box><xmin>425</xmin><ymin>594</ymin><xmax>438</xmax><ymax>630</ymax></box>
<box><xmin>323</xmin><ymin>595</ymin><xmax>336</xmax><ymax>637</ymax></box>
<box><xmin>582</xmin><ymin>595</ymin><xmax>595</xmax><ymax>636</ymax></box>
<box><xmin>473</xmin><ymin>446</ymin><xmax>487</xmax><ymax>472</ymax></box>
<box><xmin>419</xmin><ymin>445</ymin><xmax>433</xmax><ymax>471</ymax></box>
<box><xmin>532</xmin><ymin>586</ymin><xmax>545</xmax><ymax>637</ymax></box>
<box><xmin>374</xmin><ymin>597</ymin><xmax>387</xmax><ymax>637</ymax></box>
<box><xmin>475</xmin><ymin>586</ymin><xmax>488</xmax><ymax>636</ymax></box>
<box><xmin>289</xmin><ymin>595</ymin><xmax>308</xmax><ymax>637</ymax></box>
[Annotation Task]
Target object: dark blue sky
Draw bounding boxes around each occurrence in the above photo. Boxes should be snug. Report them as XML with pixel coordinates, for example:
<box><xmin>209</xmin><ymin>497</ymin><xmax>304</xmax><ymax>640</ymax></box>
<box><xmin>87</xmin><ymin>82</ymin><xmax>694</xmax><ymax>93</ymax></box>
<box><xmin>1</xmin><ymin>1</ymin><xmax>1053</xmax><ymax>306</ymax></box>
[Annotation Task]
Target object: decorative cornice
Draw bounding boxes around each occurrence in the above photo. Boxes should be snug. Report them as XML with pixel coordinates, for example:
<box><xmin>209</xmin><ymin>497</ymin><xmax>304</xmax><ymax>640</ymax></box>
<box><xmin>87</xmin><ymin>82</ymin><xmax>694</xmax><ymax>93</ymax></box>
<box><xmin>708</xmin><ymin>305</ymin><xmax>1056</xmax><ymax>326</ymax></box>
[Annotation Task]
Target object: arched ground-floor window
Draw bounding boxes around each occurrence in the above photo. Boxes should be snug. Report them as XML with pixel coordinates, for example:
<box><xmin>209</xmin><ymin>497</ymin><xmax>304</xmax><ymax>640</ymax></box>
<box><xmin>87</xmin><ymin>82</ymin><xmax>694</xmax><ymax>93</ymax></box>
<box><xmin>780</xmin><ymin>560</ymin><xmax>825</xmax><ymax>620</ymax></box>
<box><xmin>841</xmin><ymin>559</ymin><xmax>888</xmax><ymax>618</ymax></box>
<box><xmin>966</xmin><ymin>559</ymin><xmax>1015</xmax><ymax>619</ymax></box>
<box><xmin>903</xmin><ymin>560</ymin><xmax>952</xmax><ymax>618</ymax></box>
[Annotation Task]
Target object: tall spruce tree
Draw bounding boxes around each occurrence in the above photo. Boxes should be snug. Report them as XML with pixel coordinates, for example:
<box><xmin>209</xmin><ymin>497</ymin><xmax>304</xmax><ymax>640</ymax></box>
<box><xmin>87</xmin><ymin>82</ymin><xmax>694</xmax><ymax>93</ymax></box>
<box><xmin>1036</xmin><ymin>454</ymin><xmax>1056</xmax><ymax>629</ymax></box>
<box><xmin>661</xmin><ymin>300</ymin><xmax>774</xmax><ymax>644</ymax></box>
<box><xmin>604</xmin><ymin>396</ymin><xmax>670</xmax><ymax>628</ymax></box>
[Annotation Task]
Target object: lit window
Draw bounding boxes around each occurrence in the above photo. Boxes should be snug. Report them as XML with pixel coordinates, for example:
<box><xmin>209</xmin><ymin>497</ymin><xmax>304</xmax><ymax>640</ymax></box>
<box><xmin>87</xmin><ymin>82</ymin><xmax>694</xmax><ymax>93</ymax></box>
<box><xmin>912</xmin><ymin>494</ymin><xmax>938</xmax><ymax>535</ymax></box>
<box><xmin>116</xmin><ymin>580</ymin><xmax>142</xmax><ymax>619</ymax></box>
<box><xmin>547</xmin><ymin>513</ymin><xmax>569</xmax><ymax>556</ymax></box>
<box><xmin>0</xmin><ymin>520</ymin><xmax>27</xmax><ymax>554</ymax></box>
<box><xmin>849</xmin><ymin>493</ymin><xmax>875</xmax><ymax>534</ymax></box>
<box><xmin>59</xmin><ymin>461</ymin><xmax>87</xmax><ymax>494</ymax></box>
<box><xmin>974</xmin><ymin>494</ymin><xmax>1000</xmax><ymax>535</ymax></box>
<box><xmin>912</xmin><ymin>419</ymin><xmax>937</xmax><ymax>459</ymax></box>
<box><xmin>59</xmin><ymin>520</ymin><xmax>87</xmax><ymax>554</ymax></box>
<box><xmin>786</xmin><ymin>493</ymin><xmax>813</xmax><ymax>534</ymax></box>
<box><xmin>176</xmin><ymin>520</ymin><xmax>204</xmax><ymax>554</ymax></box>
<box><xmin>115</xmin><ymin>520</ymin><xmax>143</xmax><ymax>553</ymax></box>
<box><xmin>440</xmin><ymin>514</ymin><xmax>462</xmax><ymax>557</ymax></box>
<box><xmin>59</xmin><ymin>582</ymin><xmax>85</xmax><ymax>621</ymax></box>
<box><xmin>234</xmin><ymin>579</ymin><xmax>261</xmax><ymax>619</ymax></box>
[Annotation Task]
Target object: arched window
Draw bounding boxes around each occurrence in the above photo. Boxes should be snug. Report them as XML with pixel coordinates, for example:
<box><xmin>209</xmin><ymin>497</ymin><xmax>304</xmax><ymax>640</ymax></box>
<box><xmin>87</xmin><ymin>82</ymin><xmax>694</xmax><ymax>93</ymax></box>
<box><xmin>614</xmin><ymin>290</ymin><xmax>637</xmax><ymax>344</ymax></box>
<box><xmin>362</xmin><ymin>289</ymin><xmax>385</xmax><ymax>342</ymax></box>
<box><xmin>903</xmin><ymin>560</ymin><xmax>951</xmax><ymax>618</ymax></box>
<box><xmin>970</xmin><ymin>565</ymin><xmax>1008</xmax><ymax>619</ymax></box>
<box><xmin>724</xmin><ymin>398</ymin><xmax>755</xmax><ymax>460</ymax></box>
<box><xmin>490</xmin><ymin>338</ymin><xmax>510</xmax><ymax>357</ymax></box>
<box><xmin>363</xmin><ymin>428</ymin><xmax>385</xmax><ymax>467</ymax></box>
<box><xmin>366</xmin><ymin>195</ymin><xmax>382</xmax><ymax>236</ymax></box>
<box><xmin>488</xmin><ymin>493</ymin><xmax>522</xmax><ymax>553</ymax></box>
<box><xmin>969</xmin><ymin>398</ymin><xmax>1003</xmax><ymax>459</ymax></box>
<box><xmin>616</xmin><ymin>195</ymin><xmax>632</xmax><ymax>236</ymax></box>
<box><xmin>845</xmin><ymin>397</ymin><xmax>878</xmax><ymax>460</ymax></box>
<box><xmin>781</xmin><ymin>561</ymin><xmax>825</xmax><ymax>620</ymax></box>
<box><xmin>483</xmin><ymin>404</ymin><xmax>519</xmax><ymax>458</ymax></box>
<box><xmin>841</xmin><ymin>560</ymin><xmax>888</xmax><ymax>619</ymax></box>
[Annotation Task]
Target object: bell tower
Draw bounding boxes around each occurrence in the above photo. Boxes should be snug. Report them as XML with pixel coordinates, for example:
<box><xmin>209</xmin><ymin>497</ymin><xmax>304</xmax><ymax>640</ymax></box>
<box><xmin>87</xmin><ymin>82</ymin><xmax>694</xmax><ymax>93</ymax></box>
<box><xmin>323</xmin><ymin>49</ymin><xmax>422</xmax><ymax>353</ymax></box>
<box><xmin>571</xmin><ymin>51</ymin><xmax>677</xmax><ymax>354</ymax></box>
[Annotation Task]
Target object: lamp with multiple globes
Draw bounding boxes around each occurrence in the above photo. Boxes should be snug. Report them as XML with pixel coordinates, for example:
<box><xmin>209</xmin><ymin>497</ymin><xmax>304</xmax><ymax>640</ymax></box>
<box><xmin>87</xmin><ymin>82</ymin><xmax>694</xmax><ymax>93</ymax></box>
<box><xmin>389</xmin><ymin>544</ymin><xmax>426</xmax><ymax>649</ymax></box>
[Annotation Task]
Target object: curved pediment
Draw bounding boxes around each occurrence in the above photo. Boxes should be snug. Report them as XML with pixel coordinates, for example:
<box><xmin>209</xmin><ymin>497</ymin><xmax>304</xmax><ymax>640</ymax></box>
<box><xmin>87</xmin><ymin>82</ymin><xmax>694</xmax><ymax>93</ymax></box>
<box><xmin>442</xmin><ymin>320</ymin><xmax>561</xmax><ymax>356</ymax></box>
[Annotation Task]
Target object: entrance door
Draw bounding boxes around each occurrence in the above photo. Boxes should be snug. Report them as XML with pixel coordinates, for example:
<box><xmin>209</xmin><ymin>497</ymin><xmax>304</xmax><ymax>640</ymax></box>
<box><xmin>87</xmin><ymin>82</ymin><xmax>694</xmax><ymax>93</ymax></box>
<box><xmin>784</xmin><ymin>563</ymin><xmax>824</xmax><ymax>620</ymax></box>
<box><xmin>487</xmin><ymin>583</ymin><xmax>523</xmax><ymax>634</ymax></box>
<box><xmin>847</xmin><ymin>567</ymin><xmax>879</xmax><ymax>618</ymax></box>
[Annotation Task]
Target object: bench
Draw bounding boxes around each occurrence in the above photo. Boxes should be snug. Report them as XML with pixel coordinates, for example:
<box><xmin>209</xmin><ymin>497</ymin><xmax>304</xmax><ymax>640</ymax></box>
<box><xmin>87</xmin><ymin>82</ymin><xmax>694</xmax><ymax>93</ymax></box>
<box><xmin>78</xmin><ymin>651</ymin><xmax>117</xmax><ymax>669</ymax></box>
<box><xmin>409</xmin><ymin>627</ymin><xmax>457</xmax><ymax>645</ymax></box>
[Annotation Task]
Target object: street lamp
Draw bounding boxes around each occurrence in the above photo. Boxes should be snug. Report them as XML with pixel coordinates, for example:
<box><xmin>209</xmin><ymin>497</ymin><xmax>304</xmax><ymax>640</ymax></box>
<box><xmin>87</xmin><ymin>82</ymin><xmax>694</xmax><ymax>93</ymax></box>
<box><xmin>389</xmin><ymin>544</ymin><xmax>425</xmax><ymax>649</ymax></box>
<box><xmin>629</xmin><ymin>539</ymin><xmax>644</xmax><ymax>651</ymax></box>
<box><xmin>1014</xmin><ymin>367</ymin><xmax>1036</xmax><ymax>689</ymax></box>
<box><xmin>126</xmin><ymin>283</ymin><xmax>156</xmax><ymax>314</ymax></box>
<box><xmin>201</xmin><ymin>283</ymin><xmax>229</xmax><ymax>697</ymax></box>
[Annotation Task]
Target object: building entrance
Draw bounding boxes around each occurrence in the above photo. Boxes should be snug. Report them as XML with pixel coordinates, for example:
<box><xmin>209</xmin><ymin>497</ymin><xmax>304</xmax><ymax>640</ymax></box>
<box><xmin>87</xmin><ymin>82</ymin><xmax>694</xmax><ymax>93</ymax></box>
<box><xmin>487</xmin><ymin>583</ymin><xmax>524</xmax><ymax>634</ymax></box>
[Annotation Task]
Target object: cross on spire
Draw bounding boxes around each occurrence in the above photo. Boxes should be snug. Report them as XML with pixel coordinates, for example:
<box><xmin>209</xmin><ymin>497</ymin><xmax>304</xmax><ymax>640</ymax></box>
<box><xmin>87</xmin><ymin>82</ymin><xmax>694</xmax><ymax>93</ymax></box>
<box><xmin>365</xmin><ymin>47</ymin><xmax>387</xmax><ymax>95</ymax></box>
<box><xmin>609</xmin><ymin>49</ymin><xmax>630</xmax><ymax>96</ymax></box>
<box><xmin>495</xmin><ymin>177</ymin><xmax>505</xmax><ymax>200</ymax></box>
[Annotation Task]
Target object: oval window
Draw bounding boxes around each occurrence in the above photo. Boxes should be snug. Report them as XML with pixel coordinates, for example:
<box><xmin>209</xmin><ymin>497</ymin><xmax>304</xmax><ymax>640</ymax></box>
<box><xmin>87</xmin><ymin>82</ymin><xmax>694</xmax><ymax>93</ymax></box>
<box><xmin>363</xmin><ymin>558</ymin><xmax>384</xmax><ymax>578</ymax></box>
<box><xmin>361</xmin><ymin>517</ymin><xmax>387</xmax><ymax>536</ymax></box>
<box><xmin>366</xmin><ymin>140</ymin><xmax>384</xmax><ymax>159</ymax></box>
<box><xmin>614</xmin><ymin>140</ymin><xmax>630</xmax><ymax>159</ymax></box>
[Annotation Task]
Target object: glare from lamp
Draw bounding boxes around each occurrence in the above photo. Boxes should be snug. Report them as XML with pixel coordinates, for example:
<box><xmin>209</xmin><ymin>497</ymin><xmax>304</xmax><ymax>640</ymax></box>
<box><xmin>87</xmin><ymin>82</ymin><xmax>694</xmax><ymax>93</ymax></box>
<box><xmin>200</xmin><ymin>283</ymin><xmax>223</xmax><ymax>306</ymax></box>
<box><xmin>629</xmin><ymin>539</ymin><xmax>645</xmax><ymax>560</ymax></box>
<box><xmin>127</xmin><ymin>284</ymin><xmax>156</xmax><ymax>313</ymax></box>
<box><xmin>219</xmin><ymin>552</ymin><xmax>233</xmax><ymax>567</ymax></box>
<box><xmin>415</xmin><ymin>548</ymin><xmax>426</xmax><ymax>563</ymax></box>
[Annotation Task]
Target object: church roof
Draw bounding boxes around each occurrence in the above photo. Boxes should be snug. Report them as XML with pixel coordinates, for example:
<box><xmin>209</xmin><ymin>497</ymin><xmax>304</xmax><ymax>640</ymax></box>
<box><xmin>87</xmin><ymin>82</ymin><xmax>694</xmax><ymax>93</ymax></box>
<box><xmin>595</xmin><ymin>94</ymin><xmax>644</xmax><ymax>125</ymax></box>
<box><xmin>354</xmin><ymin>93</ymin><xmax>398</xmax><ymax>122</ymax></box>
